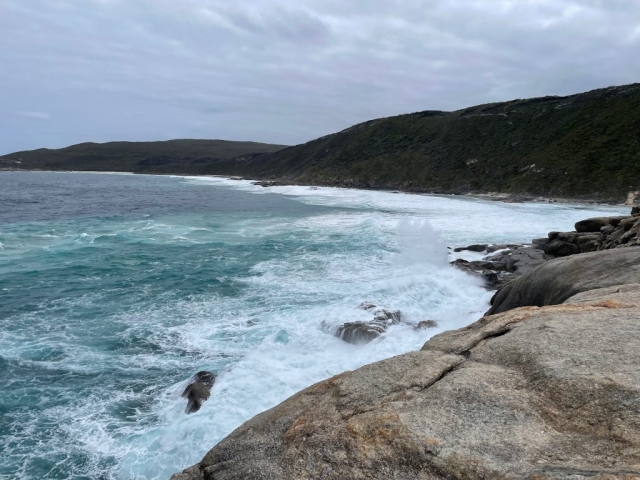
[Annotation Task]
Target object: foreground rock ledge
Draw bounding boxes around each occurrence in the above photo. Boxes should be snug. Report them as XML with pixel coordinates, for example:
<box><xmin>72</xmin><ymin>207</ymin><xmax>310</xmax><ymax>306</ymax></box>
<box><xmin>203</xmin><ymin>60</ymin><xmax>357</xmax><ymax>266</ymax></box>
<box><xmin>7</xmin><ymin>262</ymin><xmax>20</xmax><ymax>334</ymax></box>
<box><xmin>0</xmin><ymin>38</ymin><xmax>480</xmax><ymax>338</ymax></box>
<box><xmin>172</xmin><ymin>285</ymin><xmax>640</xmax><ymax>480</ymax></box>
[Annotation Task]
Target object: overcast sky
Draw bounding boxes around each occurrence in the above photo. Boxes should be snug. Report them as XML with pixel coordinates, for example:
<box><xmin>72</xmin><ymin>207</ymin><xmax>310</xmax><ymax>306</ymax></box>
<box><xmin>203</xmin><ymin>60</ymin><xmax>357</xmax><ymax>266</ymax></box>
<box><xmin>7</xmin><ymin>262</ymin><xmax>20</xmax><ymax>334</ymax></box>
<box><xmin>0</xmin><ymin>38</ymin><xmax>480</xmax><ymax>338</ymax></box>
<box><xmin>1</xmin><ymin>0</ymin><xmax>639</xmax><ymax>153</ymax></box>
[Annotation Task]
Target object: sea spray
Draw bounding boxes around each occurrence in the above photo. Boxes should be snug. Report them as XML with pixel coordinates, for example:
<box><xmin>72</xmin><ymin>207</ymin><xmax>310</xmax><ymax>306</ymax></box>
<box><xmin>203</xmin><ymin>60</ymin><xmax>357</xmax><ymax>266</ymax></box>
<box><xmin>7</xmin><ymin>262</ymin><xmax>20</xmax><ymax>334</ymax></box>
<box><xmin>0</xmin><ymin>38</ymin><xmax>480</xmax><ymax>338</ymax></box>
<box><xmin>0</xmin><ymin>172</ymin><xmax>629</xmax><ymax>480</ymax></box>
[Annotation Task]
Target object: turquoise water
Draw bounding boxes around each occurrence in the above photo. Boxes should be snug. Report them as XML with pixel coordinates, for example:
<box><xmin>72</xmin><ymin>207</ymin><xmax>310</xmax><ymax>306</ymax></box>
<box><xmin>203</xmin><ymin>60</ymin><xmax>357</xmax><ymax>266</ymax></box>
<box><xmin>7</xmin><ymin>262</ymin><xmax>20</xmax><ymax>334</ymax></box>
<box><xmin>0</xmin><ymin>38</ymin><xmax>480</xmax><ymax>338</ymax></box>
<box><xmin>0</xmin><ymin>172</ymin><xmax>628</xmax><ymax>479</ymax></box>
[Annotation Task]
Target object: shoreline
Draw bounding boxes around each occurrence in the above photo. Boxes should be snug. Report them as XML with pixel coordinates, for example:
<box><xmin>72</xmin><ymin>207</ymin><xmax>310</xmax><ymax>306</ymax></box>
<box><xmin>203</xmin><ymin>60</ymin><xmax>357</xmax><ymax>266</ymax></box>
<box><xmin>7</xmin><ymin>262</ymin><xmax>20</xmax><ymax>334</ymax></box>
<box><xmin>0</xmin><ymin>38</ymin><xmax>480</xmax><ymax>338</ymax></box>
<box><xmin>1</xmin><ymin>168</ymin><xmax>629</xmax><ymax>207</ymax></box>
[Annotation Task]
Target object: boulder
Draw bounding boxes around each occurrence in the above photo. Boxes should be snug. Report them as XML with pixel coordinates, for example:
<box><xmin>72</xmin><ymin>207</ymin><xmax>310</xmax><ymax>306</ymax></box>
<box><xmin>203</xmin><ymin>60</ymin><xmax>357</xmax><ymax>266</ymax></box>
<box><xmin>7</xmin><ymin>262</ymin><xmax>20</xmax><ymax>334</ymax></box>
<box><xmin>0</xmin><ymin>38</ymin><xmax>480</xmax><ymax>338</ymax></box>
<box><xmin>600</xmin><ymin>224</ymin><xmax>615</xmax><ymax>235</ymax></box>
<box><xmin>574</xmin><ymin>217</ymin><xmax>611</xmax><ymax>232</ymax></box>
<box><xmin>484</xmin><ymin>246</ymin><xmax>547</xmax><ymax>276</ymax></box>
<box><xmin>452</xmin><ymin>246</ymin><xmax>549</xmax><ymax>289</ymax></box>
<box><xmin>530</xmin><ymin>238</ymin><xmax>548</xmax><ymax>250</ymax></box>
<box><xmin>182</xmin><ymin>371</ymin><xmax>217</xmax><ymax>414</ymax></box>
<box><xmin>543</xmin><ymin>239</ymin><xmax>580</xmax><ymax>257</ymax></box>
<box><xmin>333</xmin><ymin>321</ymin><xmax>387</xmax><ymax>345</ymax></box>
<box><xmin>620</xmin><ymin>217</ymin><xmax>640</xmax><ymax>231</ymax></box>
<box><xmin>172</xmin><ymin>287</ymin><xmax>640</xmax><ymax>480</ymax></box>
<box><xmin>415</xmin><ymin>319</ymin><xmax>438</xmax><ymax>330</ymax></box>
<box><xmin>453</xmin><ymin>244</ymin><xmax>488</xmax><ymax>253</ymax></box>
<box><xmin>609</xmin><ymin>215</ymin><xmax>633</xmax><ymax>227</ymax></box>
<box><xmin>487</xmin><ymin>248</ymin><xmax>640</xmax><ymax>315</ymax></box>
<box><xmin>329</xmin><ymin>307</ymin><xmax>403</xmax><ymax>345</ymax></box>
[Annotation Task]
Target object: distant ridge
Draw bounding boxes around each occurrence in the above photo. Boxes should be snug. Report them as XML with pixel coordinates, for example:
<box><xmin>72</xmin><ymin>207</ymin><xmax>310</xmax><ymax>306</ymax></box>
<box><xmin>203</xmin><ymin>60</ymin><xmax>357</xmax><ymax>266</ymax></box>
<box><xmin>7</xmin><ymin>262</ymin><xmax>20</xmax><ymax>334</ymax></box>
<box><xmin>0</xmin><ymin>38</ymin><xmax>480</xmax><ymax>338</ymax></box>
<box><xmin>4</xmin><ymin>83</ymin><xmax>640</xmax><ymax>201</ymax></box>
<box><xmin>0</xmin><ymin>139</ymin><xmax>287</xmax><ymax>175</ymax></box>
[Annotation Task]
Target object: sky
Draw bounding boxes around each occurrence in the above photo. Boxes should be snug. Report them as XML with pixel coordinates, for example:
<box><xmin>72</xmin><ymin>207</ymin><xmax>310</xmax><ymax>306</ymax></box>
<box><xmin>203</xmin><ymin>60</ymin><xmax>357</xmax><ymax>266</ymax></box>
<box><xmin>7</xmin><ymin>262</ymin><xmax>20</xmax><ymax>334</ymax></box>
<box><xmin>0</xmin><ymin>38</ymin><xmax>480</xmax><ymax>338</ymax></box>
<box><xmin>1</xmin><ymin>0</ymin><xmax>639</xmax><ymax>154</ymax></box>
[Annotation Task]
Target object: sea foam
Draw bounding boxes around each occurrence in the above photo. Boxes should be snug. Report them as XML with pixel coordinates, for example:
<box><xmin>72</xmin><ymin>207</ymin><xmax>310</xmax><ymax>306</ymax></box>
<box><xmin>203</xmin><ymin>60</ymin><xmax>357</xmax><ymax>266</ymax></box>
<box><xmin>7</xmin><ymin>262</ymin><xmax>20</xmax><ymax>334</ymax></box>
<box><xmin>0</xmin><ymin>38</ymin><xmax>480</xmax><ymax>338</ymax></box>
<box><xmin>0</xmin><ymin>172</ymin><xmax>629</xmax><ymax>480</ymax></box>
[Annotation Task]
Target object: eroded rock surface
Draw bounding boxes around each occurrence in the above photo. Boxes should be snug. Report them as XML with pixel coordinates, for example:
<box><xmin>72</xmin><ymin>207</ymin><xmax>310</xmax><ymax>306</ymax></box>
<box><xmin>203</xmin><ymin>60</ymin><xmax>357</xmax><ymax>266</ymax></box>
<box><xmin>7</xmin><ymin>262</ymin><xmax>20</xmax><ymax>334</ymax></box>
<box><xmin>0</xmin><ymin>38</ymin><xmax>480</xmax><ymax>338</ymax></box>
<box><xmin>171</xmin><ymin>286</ymin><xmax>640</xmax><ymax>480</ymax></box>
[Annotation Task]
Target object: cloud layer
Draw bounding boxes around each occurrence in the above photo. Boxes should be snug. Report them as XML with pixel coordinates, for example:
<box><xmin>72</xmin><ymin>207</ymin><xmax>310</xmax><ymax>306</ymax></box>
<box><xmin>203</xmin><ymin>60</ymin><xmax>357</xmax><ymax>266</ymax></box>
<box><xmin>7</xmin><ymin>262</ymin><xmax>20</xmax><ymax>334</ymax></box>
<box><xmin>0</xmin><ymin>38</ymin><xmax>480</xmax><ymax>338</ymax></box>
<box><xmin>1</xmin><ymin>0</ymin><xmax>639</xmax><ymax>153</ymax></box>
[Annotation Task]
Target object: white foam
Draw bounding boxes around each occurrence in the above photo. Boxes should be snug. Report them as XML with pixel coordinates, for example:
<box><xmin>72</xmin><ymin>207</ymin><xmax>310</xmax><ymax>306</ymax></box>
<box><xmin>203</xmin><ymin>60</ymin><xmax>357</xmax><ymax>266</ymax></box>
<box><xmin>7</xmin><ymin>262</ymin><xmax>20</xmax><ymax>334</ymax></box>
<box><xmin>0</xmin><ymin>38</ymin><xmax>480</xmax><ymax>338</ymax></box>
<box><xmin>105</xmin><ymin>210</ymin><xmax>492</xmax><ymax>478</ymax></box>
<box><xmin>2</xmin><ymin>174</ymin><xmax>630</xmax><ymax>480</ymax></box>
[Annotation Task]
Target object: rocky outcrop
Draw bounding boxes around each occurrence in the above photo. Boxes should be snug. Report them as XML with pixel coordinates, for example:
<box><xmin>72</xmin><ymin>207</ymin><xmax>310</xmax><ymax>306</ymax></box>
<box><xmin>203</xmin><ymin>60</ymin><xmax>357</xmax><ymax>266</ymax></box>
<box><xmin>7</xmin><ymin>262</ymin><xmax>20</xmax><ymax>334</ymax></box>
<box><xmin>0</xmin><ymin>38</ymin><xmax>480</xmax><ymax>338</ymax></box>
<box><xmin>487</xmin><ymin>247</ymin><xmax>640</xmax><ymax>315</ymax></box>
<box><xmin>324</xmin><ymin>304</ymin><xmax>436</xmax><ymax>345</ymax></box>
<box><xmin>171</xmin><ymin>285</ymin><xmax>640</xmax><ymax>480</ymax></box>
<box><xmin>537</xmin><ymin>212</ymin><xmax>640</xmax><ymax>256</ymax></box>
<box><xmin>451</xmin><ymin>245</ymin><xmax>548</xmax><ymax>289</ymax></box>
<box><xmin>452</xmin><ymin>208</ymin><xmax>640</xmax><ymax>290</ymax></box>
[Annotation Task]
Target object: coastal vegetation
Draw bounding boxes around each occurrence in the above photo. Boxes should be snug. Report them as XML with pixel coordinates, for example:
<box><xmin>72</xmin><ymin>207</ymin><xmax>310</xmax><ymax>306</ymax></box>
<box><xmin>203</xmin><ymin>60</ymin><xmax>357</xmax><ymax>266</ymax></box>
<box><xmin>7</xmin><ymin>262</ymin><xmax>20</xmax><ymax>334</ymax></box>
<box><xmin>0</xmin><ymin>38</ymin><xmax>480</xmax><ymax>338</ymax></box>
<box><xmin>0</xmin><ymin>139</ymin><xmax>286</xmax><ymax>174</ymax></box>
<box><xmin>4</xmin><ymin>83</ymin><xmax>640</xmax><ymax>202</ymax></box>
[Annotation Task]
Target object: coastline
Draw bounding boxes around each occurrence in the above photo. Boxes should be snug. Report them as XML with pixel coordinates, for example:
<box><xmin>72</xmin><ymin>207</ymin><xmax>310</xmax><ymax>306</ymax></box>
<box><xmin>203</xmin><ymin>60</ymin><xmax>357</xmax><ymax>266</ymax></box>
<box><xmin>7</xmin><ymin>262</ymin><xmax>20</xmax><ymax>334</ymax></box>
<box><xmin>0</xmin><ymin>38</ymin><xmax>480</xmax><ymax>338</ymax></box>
<box><xmin>1</xmin><ymin>168</ymin><xmax>628</xmax><ymax>207</ymax></box>
<box><xmin>172</xmin><ymin>206</ymin><xmax>640</xmax><ymax>480</ymax></box>
<box><xmin>3</xmin><ymin>169</ymin><xmax>638</xmax><ymax>479</ymax></box>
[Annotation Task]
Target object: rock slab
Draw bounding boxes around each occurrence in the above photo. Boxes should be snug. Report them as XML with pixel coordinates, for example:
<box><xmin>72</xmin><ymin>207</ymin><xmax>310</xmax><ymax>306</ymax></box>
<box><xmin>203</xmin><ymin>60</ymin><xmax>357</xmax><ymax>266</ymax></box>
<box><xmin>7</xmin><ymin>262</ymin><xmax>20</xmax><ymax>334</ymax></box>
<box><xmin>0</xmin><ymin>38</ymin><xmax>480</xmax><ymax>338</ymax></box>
<box><xmin>487</xmin><ymin>247</ymin><xmax>640</xmax><ymax>315</ymax></box>
<box><xmin>171</xmin><ymin>285</ymin><xmax>640</xmax><ymax>480</ymax></box>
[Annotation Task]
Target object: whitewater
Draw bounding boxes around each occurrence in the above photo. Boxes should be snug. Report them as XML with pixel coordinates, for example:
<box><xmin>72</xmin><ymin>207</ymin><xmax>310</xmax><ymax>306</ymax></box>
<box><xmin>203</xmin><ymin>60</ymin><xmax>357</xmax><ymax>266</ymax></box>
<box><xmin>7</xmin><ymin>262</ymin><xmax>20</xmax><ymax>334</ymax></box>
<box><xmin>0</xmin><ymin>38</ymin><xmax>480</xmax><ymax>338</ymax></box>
<box><xmin>0</xmin><ymin>171</ymin><xmax>628</xmax><ymax>480</ymax></box>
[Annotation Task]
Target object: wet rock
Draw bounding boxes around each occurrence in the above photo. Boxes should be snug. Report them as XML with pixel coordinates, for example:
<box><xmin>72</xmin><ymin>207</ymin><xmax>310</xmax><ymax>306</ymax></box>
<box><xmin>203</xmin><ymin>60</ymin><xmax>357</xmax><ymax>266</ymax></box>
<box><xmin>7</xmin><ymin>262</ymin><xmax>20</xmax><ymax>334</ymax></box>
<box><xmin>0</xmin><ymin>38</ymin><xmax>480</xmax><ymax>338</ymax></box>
<box><xmin>182</xmin><ymin>371</ymin><xmax>217</xmax><ymax>414</ymax></box>
<box><xmin>333</xmin><ymin>322</ymin><xmax>387</xmax><ymax>345</ymax></box>
<box><xmin>329</xmin><ymin>307</ymin><xmax>403</xmax><ymax>345</ymax></box>
<box><xmin>484</xmin><ymin>247</ymin><xmax>547</xmax><ymax>276</ymax></box>
<box><xmin>251</xmin><ymin>180</ymin><xmax>284</xmax><ymax>187</ymax></box>
<box><xmin>358</xmin><ymin>302</ymin><xmax>377</xmax><ymax>311</ymax></box>
<box><xmin>486</xmin><ymin>243</ymin><xmax>519</xmax><ymax>253</ymax></box>
<box><xmin>415</xmin><ymin>320</ymin><xmax>438</xmax><ymax>330</ymax></box>
<box><xmin>450</xmin><ymin>259</ymin><xmax>504</xmax><ymax>289</ymax></box>
<box><xmin>452</xmin><ymin>246</ymin><xmax>549</xmax><ymax>289</ymax></box>
<box><xmin>453</xmin><ymin>244</ymin><xmax>488</xmax><ymax>253</ymax></box>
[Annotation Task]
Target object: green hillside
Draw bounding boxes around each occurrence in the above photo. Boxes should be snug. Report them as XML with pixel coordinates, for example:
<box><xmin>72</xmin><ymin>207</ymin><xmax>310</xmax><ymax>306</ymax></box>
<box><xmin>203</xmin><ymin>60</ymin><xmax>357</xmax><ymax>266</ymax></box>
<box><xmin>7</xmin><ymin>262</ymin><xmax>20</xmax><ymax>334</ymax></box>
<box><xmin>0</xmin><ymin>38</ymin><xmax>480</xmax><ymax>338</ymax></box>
<box><xmin>229</xmin><ymin>83</ymin><xmax>640</xmax><ymax>201</ymax></box>
<box><xmin>4</xmin><ymin>83</ymin><xmax>640</xmax><ymax>201</ymax></box>
<box><xmin>0</xmin><ymin>139</ymin><xmax>287</xmax><ymax>174</ymax></box>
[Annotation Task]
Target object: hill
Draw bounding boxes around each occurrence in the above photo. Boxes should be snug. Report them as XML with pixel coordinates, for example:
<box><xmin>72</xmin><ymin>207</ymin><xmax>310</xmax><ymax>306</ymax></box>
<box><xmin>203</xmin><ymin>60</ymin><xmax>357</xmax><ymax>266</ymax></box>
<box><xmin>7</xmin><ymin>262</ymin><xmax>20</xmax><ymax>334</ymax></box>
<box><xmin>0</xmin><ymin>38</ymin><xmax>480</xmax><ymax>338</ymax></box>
<box><xmin>0</xmin><ymin>139</ymin><xmax>287</xmax><ymax>174</ymax></box>
<box><xmin>4</xmin><ymin>83</ymin><xmax>640</xmax><ymax>201</ymax></box>
<box><xmin>227</xmin><ymin>83</ymin><xmax>640</xmax><ymax>201</ymax></box>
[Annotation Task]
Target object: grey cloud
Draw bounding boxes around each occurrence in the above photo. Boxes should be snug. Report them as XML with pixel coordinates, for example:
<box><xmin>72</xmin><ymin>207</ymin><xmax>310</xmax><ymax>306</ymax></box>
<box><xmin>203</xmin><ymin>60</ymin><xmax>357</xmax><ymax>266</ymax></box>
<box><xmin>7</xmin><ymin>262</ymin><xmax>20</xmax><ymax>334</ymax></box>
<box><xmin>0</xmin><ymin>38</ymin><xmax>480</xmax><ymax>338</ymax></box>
<box><xmin>0</xmin><ymin>0</ymin><xmax>639</xmax><ymax>153</ymax></box>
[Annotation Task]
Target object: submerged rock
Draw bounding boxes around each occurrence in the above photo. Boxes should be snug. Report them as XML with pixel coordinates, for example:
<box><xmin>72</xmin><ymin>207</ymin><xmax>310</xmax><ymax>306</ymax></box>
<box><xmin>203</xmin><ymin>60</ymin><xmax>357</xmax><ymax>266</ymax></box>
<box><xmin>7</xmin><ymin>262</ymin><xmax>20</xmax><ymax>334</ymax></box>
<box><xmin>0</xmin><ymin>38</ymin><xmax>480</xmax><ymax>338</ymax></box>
<box><xmin>415</xmin><ymin>319</ymin><xmax>438</xmax><ymax>330</ymax></box>
<box><xmin>182</xmin><ymin>371</ymin><xmax>217</xmax><ymax>414</ymax></box>
<box><xmin>333</xmin><ymin>321</ymin><xmax>387</xmax><ymax>345</ymax></box>
<box><xmin>330</xmin><ymin>307</ymin><xmax>403</xmax><ymax>345</ymax></box>
<box><xmin>327</xmin><ymin>304</ymin><xmax>436</xmax><ymax>345</ymax></box>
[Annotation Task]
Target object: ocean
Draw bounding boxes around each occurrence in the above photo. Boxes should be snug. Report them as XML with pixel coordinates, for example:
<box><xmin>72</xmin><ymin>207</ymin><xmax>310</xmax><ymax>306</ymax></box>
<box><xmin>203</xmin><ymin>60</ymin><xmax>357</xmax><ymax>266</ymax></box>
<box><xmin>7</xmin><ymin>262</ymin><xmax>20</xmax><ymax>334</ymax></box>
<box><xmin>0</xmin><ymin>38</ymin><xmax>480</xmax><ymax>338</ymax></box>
<box><xmin>0</xmin><ymin>171</ymin><xmax>628</xmax><ymax>479</ymax></box>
